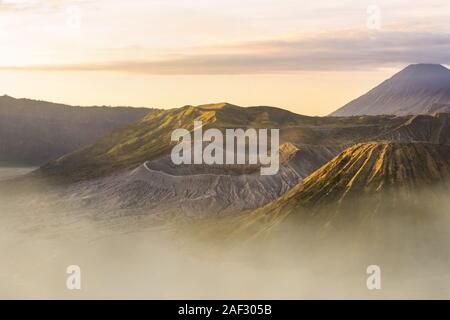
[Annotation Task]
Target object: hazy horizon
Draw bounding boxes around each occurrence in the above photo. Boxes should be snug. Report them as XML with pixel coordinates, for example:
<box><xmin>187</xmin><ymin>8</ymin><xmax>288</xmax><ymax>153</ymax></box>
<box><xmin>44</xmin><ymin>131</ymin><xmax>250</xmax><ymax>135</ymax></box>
<box><xmin>1</xmin><ymin>0</ymin><xmax>450</xmax><ymax>115</ymax></box>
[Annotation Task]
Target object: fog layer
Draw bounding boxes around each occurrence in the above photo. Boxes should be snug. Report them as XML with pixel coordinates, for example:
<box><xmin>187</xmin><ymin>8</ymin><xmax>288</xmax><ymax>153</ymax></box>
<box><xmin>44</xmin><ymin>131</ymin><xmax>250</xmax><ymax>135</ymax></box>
<box><xmin>1</xmin><ymin>168</ymin><xmax>450</xmax><ymax>299</ymax></box>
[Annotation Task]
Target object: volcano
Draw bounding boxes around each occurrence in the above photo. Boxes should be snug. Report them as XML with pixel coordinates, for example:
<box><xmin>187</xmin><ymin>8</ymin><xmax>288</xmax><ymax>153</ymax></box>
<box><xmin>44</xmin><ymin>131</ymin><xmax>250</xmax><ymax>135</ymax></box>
<box><xmin>331</xmin><ymin>64</ymin><xmax>450</xmax><ymax>116</ymax></box>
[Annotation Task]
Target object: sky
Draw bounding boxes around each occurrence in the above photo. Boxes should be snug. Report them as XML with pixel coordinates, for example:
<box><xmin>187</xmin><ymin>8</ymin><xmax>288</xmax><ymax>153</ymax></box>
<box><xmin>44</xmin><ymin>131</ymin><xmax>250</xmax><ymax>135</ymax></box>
<box><xmin>0</xmin><ymin>0</ymin><xmax>450</xmax><ymax>115</ymax></box>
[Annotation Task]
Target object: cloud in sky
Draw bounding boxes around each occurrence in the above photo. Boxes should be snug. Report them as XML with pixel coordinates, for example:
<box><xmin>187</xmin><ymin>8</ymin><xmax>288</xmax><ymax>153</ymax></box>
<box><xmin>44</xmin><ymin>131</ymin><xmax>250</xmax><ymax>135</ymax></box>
<box><xmin>2</xmin><ymin>30</ymin><xmax>450</xmax><ymax>74</ymax></box>
<box><xmin>2</xmin><ymin>0</ymin><xmax>450</xmax><ymax>114</ymax></box>
<box><xmin>2</xmin><ymin>1</ymin><xmax>450</xmax><ymax>69</ymax></box>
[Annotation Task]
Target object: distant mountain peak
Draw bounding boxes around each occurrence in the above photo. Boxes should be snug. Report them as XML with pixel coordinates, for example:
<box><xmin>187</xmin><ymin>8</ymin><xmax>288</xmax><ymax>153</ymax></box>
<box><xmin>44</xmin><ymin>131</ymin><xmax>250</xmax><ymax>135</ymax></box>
<box><xmin>401</xmin><ymin>63</ymin><xmax>448</xmax><ymax>72</ymax></box>
<box><xmin>330</xmin><ymin>64</ymin><xmax>450</xmax><ymax>116</ymax></box>
<box><xmin>390</xmin><ymin>63</ymin><xmax>450</xmax><ymax>86</ymax></box>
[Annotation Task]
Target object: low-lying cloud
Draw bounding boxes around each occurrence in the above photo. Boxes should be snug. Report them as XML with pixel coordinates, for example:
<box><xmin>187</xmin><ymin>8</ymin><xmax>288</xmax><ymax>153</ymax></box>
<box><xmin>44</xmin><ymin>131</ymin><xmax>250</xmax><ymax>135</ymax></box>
<box><xmin>2</xmin><ymin>30</ymin><xmax>450</xmax><ymax>74</ymax></box>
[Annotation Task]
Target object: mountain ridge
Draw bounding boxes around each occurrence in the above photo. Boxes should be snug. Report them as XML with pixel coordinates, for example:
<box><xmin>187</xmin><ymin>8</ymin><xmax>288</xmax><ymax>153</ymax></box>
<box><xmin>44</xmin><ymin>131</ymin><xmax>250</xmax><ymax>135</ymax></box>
<box><xmin>0</xmin><ymin>94</ymin><xmax>152</xmax><ymax>165</ymax></box>
<box><xmin>37</xmin><ymin>101</ymin><xmax>450</xmax><ymax>183</ymax></box>
<box><xmin>36</xmin><ymin>104</ymin><xmax>322</xmax><ymax>181</ymax></box>
<box><xmin>238</xmin><ymin>141</ymin><xmax>450</xmax><ymax>233</ymax></box>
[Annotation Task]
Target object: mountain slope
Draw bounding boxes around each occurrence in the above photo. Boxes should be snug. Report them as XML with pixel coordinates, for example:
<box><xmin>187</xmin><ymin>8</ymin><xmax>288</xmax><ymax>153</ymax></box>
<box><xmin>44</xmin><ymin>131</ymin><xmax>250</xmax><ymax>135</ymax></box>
<box><xmin>27</xmin><ymin>102</ymin><xmax>450</xmax><ymax>219</ymax></box>
<box><xmin>289</xmin><ymin>141</ymin><xmax>450</xmax><ymax>204</ymax></box>
<box><xmin>238</xmin><ymin>142</ymin><xmax>450</xmax><ymax>235</ymax></box>
<box><xmin>38</xmin><ymin>102</ymin><xmax>450</xmax><ymax>183</ymax></box>
<box><xmin>0</xmin><ymin>95</ymin><xmax>151</xmax><ymax>165</ymax></box>
<box><xmin>330</xmin><ymin>64</ymin><xmax>450</xmax><ymax>116</ymax></box>
<box><xmin>64</xmin><ymin>158</ymin><xmax>303</xmax><ymax>217</ymax></box>
<box><xmin>57</xmin><ymin>141</ymin><xmax>347</xmax><ymax>217</ymax></box>
<box><xmin>37</xmin><ymin>103</ymin><xmax>326</xmax><ymax>181</ymax></box>
<box><xmin>376</xmin><ymin>113</ymin><xmax>450</xmax><ymax>145</ymax></box>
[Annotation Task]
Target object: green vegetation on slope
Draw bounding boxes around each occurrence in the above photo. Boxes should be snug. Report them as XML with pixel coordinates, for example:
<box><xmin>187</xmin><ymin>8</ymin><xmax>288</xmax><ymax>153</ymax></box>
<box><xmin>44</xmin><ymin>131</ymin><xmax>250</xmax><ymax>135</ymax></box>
<box><xmin>236</xmin><ymin>141</ymin><xmax>450</xmax><ymax>236</ymax></box>
<box><xmin>37</xmin><ymin>102</ymin><xmax>449</xmax><ymax>182</ymax></box>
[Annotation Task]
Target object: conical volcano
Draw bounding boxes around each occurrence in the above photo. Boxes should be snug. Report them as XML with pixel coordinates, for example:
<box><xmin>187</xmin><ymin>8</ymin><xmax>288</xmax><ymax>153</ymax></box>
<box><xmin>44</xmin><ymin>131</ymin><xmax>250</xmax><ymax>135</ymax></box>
<box><xmin>331</xmin><ymin>64</ymin><xmax>450</xmax><ymax>116</ymax></box>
